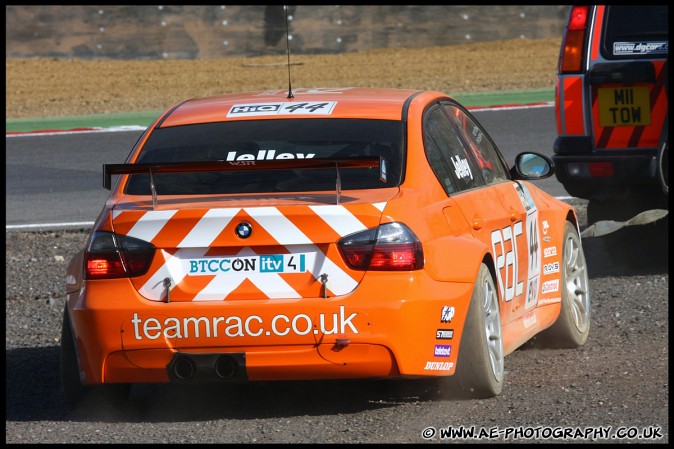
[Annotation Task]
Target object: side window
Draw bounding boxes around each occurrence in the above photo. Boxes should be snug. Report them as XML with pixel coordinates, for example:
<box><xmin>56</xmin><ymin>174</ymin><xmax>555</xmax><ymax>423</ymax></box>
<box><xmin>442</xmin><ymin>103</ymin><xmax>510</xmax><ymax>185</ymax></box>
<box><xmin>423</xmin><ymin>132</ymin><xmax>457</xmax><ymax>194</ymax></box>
<box><xmin>423</xmin><ymin>106</ymin><xmax>482</xmax><ymax>194</ymax></box>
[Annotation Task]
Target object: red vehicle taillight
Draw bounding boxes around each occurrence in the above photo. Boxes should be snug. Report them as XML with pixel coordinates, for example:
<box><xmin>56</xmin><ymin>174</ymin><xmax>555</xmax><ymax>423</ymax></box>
<box><xmin>559</xmin><ymin>5</ymin><xmax>589</xmax><ymax>74</ymax></box>
<box><xmin>589</xmin><ymin>161</ymin><xmax>614</xmax><ymax>177</ymax></box>
<box><xmin>85</xmin><ymin>231</ymin><xmax>156</xmax><ymax>279</ymax></box>
<box><xmin>338</xmin><ymin>222</ymin><xmax>424</xmax><ymax>271</ymax></box>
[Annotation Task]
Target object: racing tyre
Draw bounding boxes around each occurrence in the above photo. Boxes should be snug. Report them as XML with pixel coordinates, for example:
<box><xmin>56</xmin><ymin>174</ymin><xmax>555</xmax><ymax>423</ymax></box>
<box><xmin>657</xmin><ymin>121</ymin><xmax>668</xmax><ymax>196</ymax></box>
<box><xmin>449</xmin><ymin>263</ymin><xmax>504</xmax><ymax>398</ymax></box>
<box><xmin>539</xmin><ymin>222</ymin><xmax>590</xmax><ymax>348</ymax></box>
<box><xmin>60</xmin><ymin>308</ymin><xmax>131</xmax><ymax>412</ymax></box>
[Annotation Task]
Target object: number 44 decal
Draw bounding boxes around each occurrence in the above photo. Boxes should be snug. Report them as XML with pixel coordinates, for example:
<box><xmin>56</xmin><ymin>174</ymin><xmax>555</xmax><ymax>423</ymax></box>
<box><xmin>525</xmin><ymin>210</ymin><xmax>541</xmax><ymax>310</ymax></box>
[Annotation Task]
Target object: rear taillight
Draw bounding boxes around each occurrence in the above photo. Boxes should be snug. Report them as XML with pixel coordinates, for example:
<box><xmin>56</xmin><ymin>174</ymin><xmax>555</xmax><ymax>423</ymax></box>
<box><xmin>559</xmin><ymin>5</ymin><xmax>589</xmax><ymax>74</ymax></box>
<box><xmin>588</xmin><ymin>161</ymin><xmax>614</xmax><ymax>177</ymax></box>
<box><xmin>85</xmin><ymin>231</ymin><xmax>155</xmax><ymax>279</ymax></box>
<box><xmin>338</xmin><ymin>222</ymin><xmax>424</xmax><ymax>271</ymax></box>
<box><xmin>566</xmin><ymin>161</ymin><xmax>614</xmax><ymax>178</ymax></box>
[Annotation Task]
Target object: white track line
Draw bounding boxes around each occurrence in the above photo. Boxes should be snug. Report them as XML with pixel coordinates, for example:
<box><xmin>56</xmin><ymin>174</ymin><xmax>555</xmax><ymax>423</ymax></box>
<box><xmin>6</xmin><ymin>221</ymin><xmax>95</xmax><ymax>230</ymax></box>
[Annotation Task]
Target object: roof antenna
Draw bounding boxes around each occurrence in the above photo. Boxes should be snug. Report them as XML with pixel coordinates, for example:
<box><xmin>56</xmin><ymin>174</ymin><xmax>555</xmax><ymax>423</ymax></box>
<box><xmin>284</xmin><ymin>5</ymin><xmax>294</xmax><ymax>99</ymax></box>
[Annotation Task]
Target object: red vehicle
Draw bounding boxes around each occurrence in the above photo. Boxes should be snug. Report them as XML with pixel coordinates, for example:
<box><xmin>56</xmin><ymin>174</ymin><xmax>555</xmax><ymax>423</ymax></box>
<box><xmin>553</xmin><ymin>5</ymin><xmax>668</xmax><ymax>223</ymax></box>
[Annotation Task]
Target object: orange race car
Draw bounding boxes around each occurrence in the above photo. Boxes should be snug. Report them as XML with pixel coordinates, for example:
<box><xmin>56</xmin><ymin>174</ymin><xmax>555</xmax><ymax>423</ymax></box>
<box><xmin>62</xmin><ymin>87</ymin><xmax>590</xmax><ymax>409</ymax></box>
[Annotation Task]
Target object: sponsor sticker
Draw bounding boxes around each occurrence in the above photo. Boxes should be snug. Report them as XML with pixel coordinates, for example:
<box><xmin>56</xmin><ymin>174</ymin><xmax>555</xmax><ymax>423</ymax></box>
<box><xmin>424</xmin><ymin>361</ymin><xmax>454</xmax><ymax>371</ymax></box>
<box><xmin>434</xmin><ymin>345</ymin><xmax>452</xmax><ymax>357</ymax></box>
<box><xmin>537</xmin><ymin>297</ymin><xmax>562</xmax><ymax>306</ymax></box>
<box><xmin>130</xmin><ymin>305</ymin><xmax>359</xmax><ymax>340</ymax></box>
<box><xmin>227</xmin><ymin>101</ymin><xmax>337</xmax><ymax>117</ymax></box>
<box><xmin>544</xmin><ymin>246</ymin><xmax>557</xmax><ymax>258</ymax></box>
<box><xmin>225</xmin><ymin>149</ymin><xmax>315</xmax><ymax>161</ymax></box>
<box><xmin>451</xmin><ymin>155</ymin><xmax>473</xmax><ymax>180</ymax></box>
<box><xmin>541</xmin><ymin>279</ymin><xmax>559</xmax><ymax>294</ymax></box>
<box><xmin>188</xmin><ymin>254</ymin><xmax>307</xmax><ymax>275</ymax></box>
<box><xmin>440</xmin><ymin>306</ymin><xmax>455</xmax><ymax>323</ymax></box>
<box><xmin>523</xmin><ymin>311</ymin><xmax>537</xmax><ymax>328</ymax></box>
<box><xmin>613</xmin><ymin>41</ymin><xmax>668</xmax><ymax>56</ymax></box>
<box><xmin>436</xmin><ymin>329</ymin><xmax>454</xmax><ymax>340</ymax></box>
<box><xmin>543</xmin><ymin>262</ymin><xmax>560</xmax><ymax>275</ymax></box>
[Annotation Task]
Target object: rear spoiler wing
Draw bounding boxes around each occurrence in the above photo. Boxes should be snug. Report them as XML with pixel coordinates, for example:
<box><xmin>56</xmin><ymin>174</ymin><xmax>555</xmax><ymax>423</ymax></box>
<box><xmin>103</xmin><ymin>156</ymin><xmax>386</xmax><ymax>206</ymax></box>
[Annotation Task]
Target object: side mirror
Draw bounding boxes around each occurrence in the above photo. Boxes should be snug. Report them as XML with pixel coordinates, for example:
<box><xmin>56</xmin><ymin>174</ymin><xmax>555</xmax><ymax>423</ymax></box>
<box><xmin>510</xmin><ymin>152</ymin><xmax>555</xmax><ymax>180</ymax></box>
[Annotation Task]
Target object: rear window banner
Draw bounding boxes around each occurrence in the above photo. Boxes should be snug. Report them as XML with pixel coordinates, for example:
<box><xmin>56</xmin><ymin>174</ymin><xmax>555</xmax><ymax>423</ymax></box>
<box><xmin>613</xmin><ymin>42</ymin><xmax>668</xmax><ymax>56</ymax></box>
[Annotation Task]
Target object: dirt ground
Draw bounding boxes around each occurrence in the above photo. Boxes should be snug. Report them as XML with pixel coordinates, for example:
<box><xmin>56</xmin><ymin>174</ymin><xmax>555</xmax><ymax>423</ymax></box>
<box><xmin>6</xmin><ymin>38</ymin><xmax>560</xmax><ymax>119</ymax></box>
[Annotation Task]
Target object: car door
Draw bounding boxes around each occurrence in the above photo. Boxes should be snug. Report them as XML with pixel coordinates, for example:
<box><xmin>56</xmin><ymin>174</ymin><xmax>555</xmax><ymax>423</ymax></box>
<box><xmin>422</xmin><ymin>103</ymin><xmax>520</xmax><ymax>325</ymax></box>
<box><xmin>440</xmin><ymin>102</ymin><xmax>539</xmax><ymax>324</ymax></box>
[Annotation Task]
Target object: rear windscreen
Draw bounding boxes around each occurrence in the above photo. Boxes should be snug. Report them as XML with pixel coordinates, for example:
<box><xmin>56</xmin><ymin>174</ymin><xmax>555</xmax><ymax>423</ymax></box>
<box><xmin>126</xmin><ymin>119</ymin><xmax>404</xmax><ymax>195</ymax></box>
<box><xmin>602</xmin><ymin>6</ymin><xmax>669</xmax><ymax>60</ymax></box>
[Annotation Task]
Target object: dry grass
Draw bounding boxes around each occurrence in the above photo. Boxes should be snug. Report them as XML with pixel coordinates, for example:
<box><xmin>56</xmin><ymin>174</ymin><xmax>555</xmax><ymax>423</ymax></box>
<box><xmin>6</xmin><ymin>38</ymin><xmax>560</xmax><ymax>119</ymax></box>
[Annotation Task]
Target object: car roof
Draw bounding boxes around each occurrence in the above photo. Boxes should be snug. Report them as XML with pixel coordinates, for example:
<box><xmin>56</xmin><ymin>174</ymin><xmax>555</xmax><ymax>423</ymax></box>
<box><xmin>158</xmin><ymin>87</ymin><xmax>438</xmax><ymax>128</ymax></box>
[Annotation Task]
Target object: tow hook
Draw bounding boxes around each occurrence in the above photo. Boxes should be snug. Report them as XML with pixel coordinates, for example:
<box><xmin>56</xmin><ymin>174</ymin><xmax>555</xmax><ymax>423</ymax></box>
<box><xmin>319</xmin><ymin>273</ymin><xmax>329</xmax><ymax>298</ymax></box>
<box><xmin>163</xmin><ymin>277</ymin><xmax>172</xmax><ymax>303</ymax></box>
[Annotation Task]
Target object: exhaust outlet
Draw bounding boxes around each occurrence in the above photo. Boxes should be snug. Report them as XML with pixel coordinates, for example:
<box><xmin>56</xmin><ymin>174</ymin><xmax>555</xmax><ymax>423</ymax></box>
<box><xmin>214</xmin><ymin>355</ymin><xmax>238</xmax><ymax>379</ymax></box>
<box><xmin>167</xmin><ymin>352</ymin><xmax>247</xmax><ymax>382</ymax></box>
<box><xmin>172</xmin><ymin>355</ymin><xmax>196</xmax><ymax>380</ymax></box>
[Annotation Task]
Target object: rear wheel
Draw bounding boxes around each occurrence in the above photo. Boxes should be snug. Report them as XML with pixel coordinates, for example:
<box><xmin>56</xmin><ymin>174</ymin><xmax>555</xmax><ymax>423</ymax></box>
<box><xmin>657</xmin><ymin>120</ymin><xmax>668</xmax><ymax>196</ymax></box>
<box><xmin>538</xmin><ymin>222</ymin><xmax>590</xmax><ymax>348</ymax></box>
<box><xmin>60</xmin><ymin>308</ymin><xmax>131</xmax><ymax>412</ymax></box>
<box><xmin>449</xmin><ymin>263</ymin><xmax>504</xmax><ymax>398</ymax></box>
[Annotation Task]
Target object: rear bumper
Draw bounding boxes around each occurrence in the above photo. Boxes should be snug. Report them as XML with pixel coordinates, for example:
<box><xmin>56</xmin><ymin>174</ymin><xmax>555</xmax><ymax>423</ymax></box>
<box><xmin>67</xmin><ymin>271</ymin><xmax>475</xmax><ymax>384</ymax></box>
<box><xmin>552</xmin><ymin>147</ymin><xmax>660</xmax><ymax>198</ymax></box>
<box><xmin>104</xmin><ymin>344</ymin><xmax>399</xmax><ymax>383</ymax></box>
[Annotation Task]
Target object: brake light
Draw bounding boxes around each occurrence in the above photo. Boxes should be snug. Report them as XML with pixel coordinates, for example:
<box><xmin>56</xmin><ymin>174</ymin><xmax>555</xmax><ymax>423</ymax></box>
<box><xmin>589</xmin><ymin>161</ymin><xmax>614</xmax><ymax>177</ymax></box>
<box><xmin>559</xmin><ymin>5</ymin><xmax>589</xmax><ymax>74</ymax></box>
<box><xmin>85</xmin><ymin>231</ymin><xmax>156</xmax><ymax>279</ymax></box>
<box><xmin>566</xmin><ymin>161</ymin><xmax>614</xmax><ymax>178</ymax></box>
<box><xmin>338</xmin><ymin>222</ymin><xmax>424</xmax><ymax>271</ymax></box>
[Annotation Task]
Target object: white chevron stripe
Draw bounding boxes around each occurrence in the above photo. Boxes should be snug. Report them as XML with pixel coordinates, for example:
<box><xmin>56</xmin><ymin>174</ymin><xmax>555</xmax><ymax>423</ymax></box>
<box><xmin>244</xmin><ymin>207</ymin><xmax>313</xmax><ymax>245</ymax></box>
<box><xmin>178</xmin><ymin>208</ymin><xmax>240</xmax><ymax>248</ymax></box>
<box><xmin>372</xmin><ymin>202</ymin><xmax>387</xmax><ymax>212</ymax></box>
<box><xmin>139</xmin><ymin>248</ymin><xmax>209</xmax><ymax>301</ymax></box>
<box><xmin>309</xmin><ymin>205</ymin><xmax>367</xmax><ymax>237</ymax></box>
<box><xmin>313</xmin><ymin>251</ymin><xmax>359</xmax><ymax>296</ymax></box>
<box><xmin>135</xmin><ymin>206</ymin><xmax>368</xmax><ymax>301</ymax></box>
<box><xmin>248</xmin><ymin>272</ymin><xmax>302</xmax><ymax>299</ymax></box>
<box><xmin>125</xmin><ymin>210</ymin><xmax>177</xmax><ymax>242</ymax></box>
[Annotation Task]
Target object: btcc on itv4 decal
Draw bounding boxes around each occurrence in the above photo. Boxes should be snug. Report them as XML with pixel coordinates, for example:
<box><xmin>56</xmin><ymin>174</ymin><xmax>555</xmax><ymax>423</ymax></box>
<box><xmin>61</xmin><ymin>86</ymin><xmax>591</xmax><ymax>411</ymax></box>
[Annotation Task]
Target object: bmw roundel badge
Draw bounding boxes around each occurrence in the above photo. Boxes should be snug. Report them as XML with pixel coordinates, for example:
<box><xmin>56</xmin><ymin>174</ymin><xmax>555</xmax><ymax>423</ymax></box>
<box><xmin>235</xmin><ymin>222</ymin><xmax>253</xmax><ymax>239</ymax></box>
